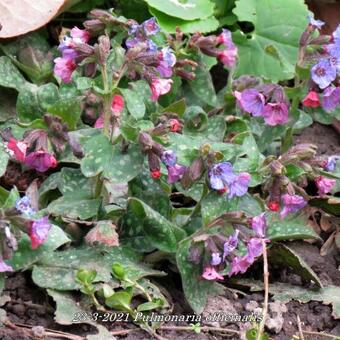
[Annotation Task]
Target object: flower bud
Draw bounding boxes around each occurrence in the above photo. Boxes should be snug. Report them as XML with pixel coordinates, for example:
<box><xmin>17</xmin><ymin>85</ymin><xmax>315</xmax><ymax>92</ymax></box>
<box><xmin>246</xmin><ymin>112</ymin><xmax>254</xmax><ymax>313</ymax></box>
<box><xmin>95</xmin><ymin>35</ymin><xmax>111</xmax><ymax>65</ymax></box>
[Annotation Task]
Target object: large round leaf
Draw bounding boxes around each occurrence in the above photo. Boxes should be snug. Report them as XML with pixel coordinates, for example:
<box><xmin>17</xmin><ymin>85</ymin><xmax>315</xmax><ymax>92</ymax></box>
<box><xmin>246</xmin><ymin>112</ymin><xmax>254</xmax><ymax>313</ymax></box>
<box><xmin>233</xmin><ymin>0</ymin><xmax>308</xmax><ymax>81</ymax></box>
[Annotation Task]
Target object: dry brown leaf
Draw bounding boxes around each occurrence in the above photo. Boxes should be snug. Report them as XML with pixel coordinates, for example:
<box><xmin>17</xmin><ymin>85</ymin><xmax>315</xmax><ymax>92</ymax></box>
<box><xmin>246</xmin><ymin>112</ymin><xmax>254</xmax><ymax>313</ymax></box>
<box><xmin>85</xmin><ymin>221</ymin><xmax>119</xmax><ymax>247</ymax></box>
<box><xmin>0</xmin><ymin>0</ymin><xmax>75</xmax><ymax>39</ymax></box>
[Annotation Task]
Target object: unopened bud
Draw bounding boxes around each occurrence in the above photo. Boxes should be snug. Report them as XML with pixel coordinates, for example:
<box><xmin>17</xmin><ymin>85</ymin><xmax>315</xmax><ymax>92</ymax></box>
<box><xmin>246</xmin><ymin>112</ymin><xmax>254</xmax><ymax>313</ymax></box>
<box><xmin>95</xmin><ymin>35</ymin><xmax>111</xmax><ymax>65</ymax></box>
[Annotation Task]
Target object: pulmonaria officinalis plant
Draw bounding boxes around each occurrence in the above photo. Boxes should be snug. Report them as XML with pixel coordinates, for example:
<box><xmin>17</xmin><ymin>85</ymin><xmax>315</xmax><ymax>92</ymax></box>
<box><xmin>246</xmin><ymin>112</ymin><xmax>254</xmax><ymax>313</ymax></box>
<box><xmin>1</xmin><ymin>5</ymin><xmax>340</xmax><ymax>340</ymax></box>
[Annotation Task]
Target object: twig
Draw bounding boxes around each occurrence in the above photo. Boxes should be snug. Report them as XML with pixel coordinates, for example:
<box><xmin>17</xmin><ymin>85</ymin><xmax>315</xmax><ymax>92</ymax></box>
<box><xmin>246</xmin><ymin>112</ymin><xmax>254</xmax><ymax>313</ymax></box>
<box><xmin>256</xmin><ymin>239</ymin><xmax>269</xmax><ymax>340</ymax></box>
<box><xmin>302</xmin><ymin>330</ymin><xmax>340</xmax><ymax>339</ymax></box>
<box><xmin>296</xmin><ymin>315</ymin><xmax>305</xmax><ymax>340</ymax></box>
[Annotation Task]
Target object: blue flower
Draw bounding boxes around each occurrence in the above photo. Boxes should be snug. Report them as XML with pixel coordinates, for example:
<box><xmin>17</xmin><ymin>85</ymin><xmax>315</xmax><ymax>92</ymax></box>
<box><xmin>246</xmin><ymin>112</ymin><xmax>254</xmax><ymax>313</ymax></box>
<box><xmin>326</xmin><ymin>155</ymin><xmax>340</xmax><ymax>172</ymax></box>
<box><xmin>208</xmin><ymin>162</ymin><xmax>236</xmax><ymax>191</ymax></box>
<box><xmin>333</xmin><ymin>24</ymin><xmax>340</xmax><ymax>45</ymax></box>
<box><xmin>307</xmin><ymin>14</ymin><xmax>325</xmax><ymax>30</ymax></box>
<box><xmin>15</xmin><ymin>196</ymin><xmax>35</xmax><ymax>217</ymax></box>
<box><xmin>143</xmin><ymin>18</ymin><xmax>160</xmax><ymax>36</ymax></box>
<box><xmin>311</xmin><ymin>59</ymin><xmax>336</xmax><ymax>89</ymax></box>
<box><xmin>161</xmin><ymin>150</ymin><xmax>177</xmax><ymax>166</ymax></box>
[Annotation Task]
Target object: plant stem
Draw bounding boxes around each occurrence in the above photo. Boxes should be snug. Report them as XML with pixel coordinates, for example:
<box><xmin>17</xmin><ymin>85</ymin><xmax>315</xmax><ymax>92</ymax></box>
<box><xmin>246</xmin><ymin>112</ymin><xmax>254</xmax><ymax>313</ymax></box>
<box><xmin>101</xmin><ymin>63</ymin><xmax>111</xmax><ymax>137</ymax></box>
<box><xmin>256</xmin><ymin>239</ymin><xmax>269</xmax><ymax>340</ymax></box>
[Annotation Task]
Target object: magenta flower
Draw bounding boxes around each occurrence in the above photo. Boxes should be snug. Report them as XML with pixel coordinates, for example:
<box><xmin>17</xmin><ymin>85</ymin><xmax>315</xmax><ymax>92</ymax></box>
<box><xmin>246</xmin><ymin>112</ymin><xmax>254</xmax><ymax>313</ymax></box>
<box><xmin>217</xmin><ymin>47</ymin><xmax>237</xmax><ymax>68</ymax></box>
<box><xmin>202</xmin><ymin>266</ymin><xmax>224</xmax><ymax>281</ymax></box>
<box><xmin>161</xmin><ymin>150</ymin><xmax>177</xmax><ymax>167</ymax></box>
<box><xmin>111</xmin><ymin>94</ymin><xmax>125</xmax><ymax>114</ymax></box>
<box><xmin>54</xmin><ymin>57</ymin><xmax>76</xmax><ymax>83</ymax></box>
<box><xmin>311</xmin><ymin>59</ymin><xmax>336</xmax><ymax>89</ymax></box>
<box><xmin>157</xmin><ymin>47</ymin><xmax>176</xmax><ymax>77</ymax></box>
<box><xmin>217</xmin><ymin>29</ymin><xmax>233</xmax><ymax>46</ymax></box>
<box><xmin>6</xmin><ymin>138</ymin><xmax>27</xmax><ymax>162</ymax></box>
<box><xmin>211</xmin><ymin>252</ymin><xmax>222</xmax><ymax>266</ymax></box>
<box><xmin>326</xmin><ymin>155</ymin><xmax>340</xmax><ymax>172</ymax></box>
<box><xmin>150</xmin><ymin>78</ymin><xmax>173</xmax><ymax>101</ymax></box>
<box><xmin>262</xmin><ymin>102</ymin><xmax>289</xmax><ymax>126</ymax></box>
<box><xmin>322</xmin><ymin>86</ymin><xmax>340</xmax><ymax>112</ymax></box>
<box><xmin>70</xmin><ymin>27</ymin><xmax>90</xmax><ymax>43</ymax></box>
<box><xmin>227</xmin><ymin>172</ymin><xmax>251</xmax><ymax>199</ymax></box>
<box><xmin>237</xmin><ymin>89</ymin><xmax>265</xmax><ymax>117</ymax></box>
<box><xmin>223</xmin><ymin>230</ymin><xmax>239</xmax><ymax>259</ymax></box>
<box><xmin>0</xmin><ymin>260</ymin><xmax>13</xmax><ymax>273</ymax></box>
<box><xmin>251</xmin><ymin>213</ymin><xmax>267</xmax><ymax>238</ymax></box>
<box><xmin>208</xmin><ymin>162</ymin><xmax>236</xmax><ymax>191</ymax></box>
<box><xmin>246</xmin><ymin>238</ymin><xmax>264</xmax><ymax>259</ymax></box>
<box><xmin>25</xmin><ymin>151</ymin><xmax>58</xmax><ymax>172</ymax></box>
<box><xmin>167</xmin><ymin>164</ymin><xmax>186</xmax><ymax>184</ymax></box>
<box><xmin>228</xmin><ymin>255</ymin><xmax>252</xmax><ymax>276</ymax></box>
<box><xmin>29</xmin><ymin>216</ymin><xmax>52</xmax><ymax>249</ymax></box>
<box><xmin>280</xmin><ymin>194</ymin><xmax>307</xmax><ymax>219</ymax></box>
<box><xmin>315</xmin><ymin>176</ymin><xmax>336</xmax><ymax>196</ymax></box>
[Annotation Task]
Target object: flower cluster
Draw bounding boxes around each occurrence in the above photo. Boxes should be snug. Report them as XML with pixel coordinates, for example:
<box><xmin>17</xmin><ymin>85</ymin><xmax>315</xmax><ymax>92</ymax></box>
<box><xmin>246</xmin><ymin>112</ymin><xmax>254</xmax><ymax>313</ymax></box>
<box><xmin>201</xmin><ymin>213</ymin><xmax>269</xmax><ymax>281</ymax></box>
<box><xmin>54</xmin><ymin>27</ymin><xmax>91</xmax><ymax>83</ymax></box>
<box><xmin>192</xmin><ymin>29</ymin><xmax>238</xmax><ymax>68</ymax></box>
<box><xmin>15</xmin><ymin>196</ymin><xmax>52</xmax><ymax>250</ymax></box>
<box><xmin>5</xmin><ymin>138</ymin><xmax>57</xmax><ymax>173</ymax></box>
<box><xmin>303</xmin><ymin>20</ymin><xmax>340</xmax><ymax>112</ymax></box>
<box><xmin>234</xmin><ymin>84</ymin><xmax>290</xmax><ymax>126</ymax></box>
<box><xmin>208</xmin><ymin>162</ymin><xmax>251</xmax><ymax>199</ymax></box>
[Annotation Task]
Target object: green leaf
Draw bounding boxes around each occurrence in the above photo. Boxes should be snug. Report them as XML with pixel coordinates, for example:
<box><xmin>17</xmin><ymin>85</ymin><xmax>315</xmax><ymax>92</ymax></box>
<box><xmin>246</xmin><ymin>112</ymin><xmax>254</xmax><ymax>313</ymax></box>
<box><xmin>163</xmin><ymin>98</ymin><xmax>186</xmax><ymax>117</ymax></box>
<box><xmin>47</xmin><ymin>97</ymin><xmax>82</xmax><ymax>130</ymax></box>
<box><xmin>0</xmin><ymin>88</ymin><xmax>17</xmax><ymax>122</ymax></box>
<box><xmin>267</xmin><ymin>216</ymin><xmax>320</xmax><ymax>241</ymax></box>
<box><xmin>8</xmin><ymin>225</ymin><xmax>70</xmax><ymax>271</ymax></box>
<box><xmin>150</xmin><ymin>8</ymin><xmax>219</xmax><ymax>34</ymax></box>
<box><xmin>128</xmin><ymin>198</ymin><xmax>186</xmax><ymax>253</ymax></box>
<box><xmin>176</xmin><ymin>238</ymin><xmax>222</xmax><ymax>313</ymax></box>
<box><xmin>268</xmin><ymin>243</ymin><xmax>322</xmax><ymax>287</ymax></box>
<box><xmin>145</xmin><ymin>0</ymin><xmax>214</xmax><ymax>20</ymax></box>
<box><xmin>81</xmin><ymin>134</ymin><xmax>144</xmax><ymax>183</ymax></box>
<box><xmin>32</xmin><ymin>246</ymin><xmax>165</xmax><ymax>290</ymax></box>
<box><xmin>47</xmin><ymin>289</ymin><xmax>115</xmax><ymax>340</ymax></box>
<box><xmin>0</xmin><ymin>145</ymin><xmax>9</xmax><ymax>177</ymax></box>
<box><xmin>121</xmin><ymin>87</ymin><xmax>145</xmax><ymax>119</ymax></box>
<box><xmin>233</xmin><ymin>0</ymin><xmax>308</xmax><ymax>81</ymax></box>
<box><xmin>0</xmin><ymin>56</ymin><xmax>27</xmax><ymax>91</ymax></box>
<box><xmin>105</xmin><ymin>290</ymin><xmax>133</xmax><ymax>312</ymax></box>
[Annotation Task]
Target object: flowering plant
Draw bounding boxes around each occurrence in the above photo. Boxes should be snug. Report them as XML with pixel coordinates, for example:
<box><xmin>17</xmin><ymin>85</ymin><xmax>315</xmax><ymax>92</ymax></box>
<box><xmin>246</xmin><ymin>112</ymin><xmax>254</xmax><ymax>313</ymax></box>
<box><xmin>0</xmin><ymin>1</ymin><xmax>339</xmax><ymax>339</ymax></box>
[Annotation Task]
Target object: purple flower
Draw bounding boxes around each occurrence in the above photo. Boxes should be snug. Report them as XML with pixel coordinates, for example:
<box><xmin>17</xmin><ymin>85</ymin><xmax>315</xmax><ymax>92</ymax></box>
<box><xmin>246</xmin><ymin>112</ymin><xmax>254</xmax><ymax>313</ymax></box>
<box><xmin>167</xmin><ymin>164</ymin><xmax>186</xmax><ymax>184</ymax></box>
<box><xmin>208</xmin><ymin>162</ymin><xmax>236</xmax><ymax>191</ymax></box>
<box><xmin>327</xmin><ymin>44</ymin><xmax>340</xmax><ymax>73</ymax></box>
<box><xmin>0</xmin><ymin>260</ymin><xmax>13</xmax><ymax>273</ymax></box>
<box><xmin>227</xmin><ymin>172</ymin><xmax>251</xmax><ymax>199</ymax></box>
<box><xmin>223</xmin><ymin>230</ymin><xmax>239</xmax><ymax>259</ymax></box>
<box><xmin>202</xmin><ymin>266</ymin><xmax>224</xmax><ymax>280</ymax></box>
<box><xmin>143</xmin><ymin>18</ymin><xmax>160</xmax><ymax>36</ymax></box>
<box><xmin>311</xmin><ymin>59</ymin><xmax>336</xmax><ymax>89</ymax></box>
<box><xmin>315</xmin><ymin>176</ymin><xmax>336</xmax><ymax>196</ymax></box>
<box><xmin>322</xmin><ymin>86</ymin><xmax>340</xmax><ymax>112</ymax></box>
<box><xmin>251</xmin><ymin>213</ymin><xmax>267</xmax><ymax>238</ymax></box>
<box><xmin>326</xmin><ymin>155</ymin><xmax>340</xmax><ymax>172</ymax></box>
<box><xmin>280</xmin><ymin>194</ymin><xmax>307</xmax><ymax>219</ymax></box>
<box><xmin>217</xmin><ymin>29</ymin><xmax>233</xmax><ymax>46</ymax></box>
<box><xmin>157</xmin><ymin>47</ymin><xmax>176</xmax><ymax>77</ymax></box>
<box><xmin>238</xmin><ymin>89</ymin><xmax>265</xmax><ymax>117</ymax></box>
<box><xmin>228</xmin><ymin>255</ymin><xmax>252</xmax><ymax>276</ymax></box>
<box><xmin>25</xmin><ymin>151</ymin><xmax>58</xmax><ymax>172</ymax></box>
<box><xmin>246</xmin><ymin>238</ymin><xmax>264</xmax><ymax>260</ymax></box>
<box><xmin>333</xmin><ymin>24</ymin><xmax>340</xmax><ymax>45</ymax></box>
<box><xmin>29</xmin><ymin>216</ymin><xmax>52</xmax><ymax>249</ymax></box>
<box><xmin>16</xmin><ymin>196</ymin><xmax>35</xmax><ymax>216</ymax></box>
<box><xmin>54</xmin><ymin>57</ymin><xmax>76</xmax><ymax>83</ymax></box>
<box><xmin>161</xmin><ymin>150</ymin><xmax>177</xmax><ymax>166</ymax></box>
<box><xmin>211</xmin><ymin>252</ymin><xmax>222</xmax><ymax>266</ymax></box>
<box><xmin>308</xmin><ymin>14</ymin><xmax>325</xmax><ymax>29</ymax></box>
<box><xmin>262</xmin><ymin>103</ymin><xmax>289</xmax><ymax>126</ymax></box>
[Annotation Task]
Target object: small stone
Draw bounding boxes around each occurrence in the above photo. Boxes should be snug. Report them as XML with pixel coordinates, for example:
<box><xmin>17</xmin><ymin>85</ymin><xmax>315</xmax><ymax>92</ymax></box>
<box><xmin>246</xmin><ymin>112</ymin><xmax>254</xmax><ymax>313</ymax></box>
<box><xmin>32</xmin><ymin>326</ymin><xmax>45</xmax><ymax>337</ymax></box>
<box><xmin>245</xmin><ymin>300</ymin><xmax>259</xmax><ymax>312</ymax></box>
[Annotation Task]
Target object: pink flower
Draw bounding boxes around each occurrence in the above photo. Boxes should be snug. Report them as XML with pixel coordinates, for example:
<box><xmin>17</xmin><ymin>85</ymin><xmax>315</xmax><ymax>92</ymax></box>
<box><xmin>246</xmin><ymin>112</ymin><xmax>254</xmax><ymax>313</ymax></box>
<box><xmin>251</xmin><ymin>213</ymin><xmax>267</xmax><ymax>238</ymax></box>
<box><xmin>217</xmin><ymin>46</ymin><xmax>238</xmax><ymax>68</ymax></box>
<box><xmin>111</xmin><ymin>95</ymin><xmax>125</xmax><ymax>114</ymax></box>
<box><xmin>217</xmin><ymin>29</ymin><xmax>233</xmax><ymax>46</ymax></box>
<box><xmin>70</xmin><ymin>27</ymin><xmax>90</xmax><ymax>43</ymax></box>
<box><xmin>150</xmin><ymin>78</ymin><xmax>173</xmax><ymax>101</ymax></box>
<box><xmin>229</xmin><ymin>255</ymin><xmax>252</xmax><ymax>276</ymax></box>
<box><xmin>302</xmin><ymin>91</ymin><xmax>320</xmax><ymax>108</ymax></box>
<box><xmin>202</xmin><ymin>266</ymin><xmax>224</xmax><ymax>281</ymax></box>
<box><xmin>0</xmin><ymin>260</ymin><xmax>13</xmax><ymax>272</ymax></box>
<box><xmin>54</xmin><ymin>57</ymin><xmax>76</xmax><ymax>83</ymax></box>
<box><xmin>280</xmin><ymin>194</ymin><xmax>307</xmax><ymax>219</ymax></box>
<box><xmin>25</xmin><ymin>151</ymin><xmax>58</xmax><ymax>172</ymax></box>
<box><xmin>315</xmin><ymin>176</ymin><xmax>336</xmax><ymax>196</ymax></box>
<box><xmin>29</xmin><ymin>216</ymin><xmax>52</xmax><ymax>249</ymax></box>
<box><xmin>7</xmin><ymin>138</ymin><xmax>27</xmax><ymax>162</ymax></box>
<box><xmin>262</xmin><ymin>102</ymin><xmax>289</xmax><ymax>126</ymax></box>
<box><xmin>167</xmin><ymin>164</ymin><xmax>186</xmax><ymax>184</ymax></box>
